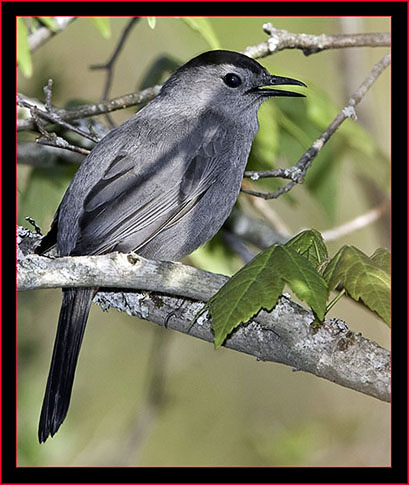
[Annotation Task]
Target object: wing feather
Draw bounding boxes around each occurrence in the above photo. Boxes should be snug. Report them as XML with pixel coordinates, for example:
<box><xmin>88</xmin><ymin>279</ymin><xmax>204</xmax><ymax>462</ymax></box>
<box><xmin>73</xmin><ymin>124</ymin><xmax>227</xmax><ymax>255</ymax></box>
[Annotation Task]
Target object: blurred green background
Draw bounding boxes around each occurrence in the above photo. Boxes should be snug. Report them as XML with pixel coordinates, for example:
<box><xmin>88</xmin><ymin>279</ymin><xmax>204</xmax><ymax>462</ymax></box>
<box><xmin>17</xmin><ymin>17</ymin><xmax>390</xmax><ymax>466</ymax></box>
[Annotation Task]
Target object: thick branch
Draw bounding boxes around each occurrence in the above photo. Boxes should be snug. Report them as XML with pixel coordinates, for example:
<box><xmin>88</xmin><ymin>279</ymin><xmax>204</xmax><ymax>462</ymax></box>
<box><xmin>17</xmin><ymin>250</ymin><xmax>225</xmax><ymax>301</ymax></box>
<box><xmin>17</xmin><ymin>227</ymin><xmax>390</xmax><ymax>403</ymax></box>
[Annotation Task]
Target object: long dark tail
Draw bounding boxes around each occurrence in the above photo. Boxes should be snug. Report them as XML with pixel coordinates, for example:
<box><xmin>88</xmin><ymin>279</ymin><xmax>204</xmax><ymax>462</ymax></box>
<box><xmin>38</xmin><ymin>287</ymin><xmax>94</xmax><ymax>443</ymax></box>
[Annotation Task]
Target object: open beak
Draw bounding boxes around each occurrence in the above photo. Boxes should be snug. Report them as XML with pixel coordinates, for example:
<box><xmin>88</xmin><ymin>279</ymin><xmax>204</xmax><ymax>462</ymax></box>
<box><xmin>256</xmin><ymin>75</ymin><xmax>306</xmax><ymax>97</ymax></box>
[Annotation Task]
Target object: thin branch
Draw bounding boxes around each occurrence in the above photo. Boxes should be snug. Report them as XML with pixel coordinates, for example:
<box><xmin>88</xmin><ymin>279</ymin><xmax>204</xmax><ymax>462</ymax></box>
<box><xmin>242</xmin><ymin>52</ymin><xmax>391</xmax><ymax>199</ymax></box>
<box><xmin>17</xmin><ymin>27</ymin><xmax>389</xmax><ymax>133</ymax></box>
<box><xmin>321</xmin><ymin>200</ymin><xmax>390</xmax><ymax>241</ymax></box>
<box><xmin>27</xmin><ymin>17</ymin><xmax>76</xmax><ymax>52</ymax></box>
<box><xmin>17</xmin><ymin>93</ymin><xmax>99</xmax><ymax>143</ymax></box>
<box><xmin>90</xmin><ymin>17</ymin><xmax>140</xmax><ymax>129</ymax></box>
<box><xmin>36</xmin><ymin>137</ymin><xmax>90</xmax><ymax>156</ymax></box>
<box><xmin>17</xmin><ymin>85</ymin><xmax>162</xmax><ymax>132</ymax></box>
<box><xmin>20</xmin><ymin>101</ymin><xmax>91</xmax><ymax>156</ymax></box>
<box><xmin>91</xmin><ymin>18</ymin><xmax>140</xmax><ymax>101</ymax></box>
<box><xmin>17</xmin><ymin>141</ymin><xmax>84</xmax><ymax>167</ymax></box>
<box><xmin>17</xmin><ymin>226</ymin><xmax>390</xmax><ymax>403</ymax></box>
<box><xmin>243</xmin><ymin>24</ymin><xmax>390</xmax><ymax>59</ymax></box>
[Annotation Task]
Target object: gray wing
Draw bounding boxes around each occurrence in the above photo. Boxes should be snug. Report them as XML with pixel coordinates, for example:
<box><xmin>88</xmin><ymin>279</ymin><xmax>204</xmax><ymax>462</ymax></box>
<box><xmin>72</xmin><ymin>124</ymin><xmax>228</xmax><ymax>256</ymax></box>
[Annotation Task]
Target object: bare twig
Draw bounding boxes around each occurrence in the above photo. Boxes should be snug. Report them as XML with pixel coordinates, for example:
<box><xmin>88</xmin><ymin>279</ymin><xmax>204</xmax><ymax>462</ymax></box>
<box><xmin>17</xmin><ymin>27</ymin><xmax>389</xmax><ymax>133</ymax></box>
<box><xmin>27</xmin><ymin>17</ymin><xmax>76</xmax><ymax>52</ymax></box>
<box><xmin>17</xmin><ymin>226</ymin><xmax>390</xmax><ymax>402</ymax></box>
<box><xmin>242</xmin><ymin>52</ymin><xmax>391</xmax><ymax>199</ymax></box>
<box><xmin>19</xmin><ymin>100</ymin><xmax>91</xmax><ymax>156</ymax></box>
<box><xmin>90</xmin><ymin>17</ymin><xmax>140</xmax><ymax>129</ymax></box>
<box><xmin>43</xmin><ymin>78</ymin><xmax>54</xmax><ymax>110</ymax></box>
<box><xmin>17</xmin><ymin>85</ymin><xmax>162</xmax><ymax>132</ymax></box>
<box><xmin>321</xmin><ymin>200</ymin><xmax>390</xmax><ymax>241</ymax></box>
<box><xmin>17</xmin><ymin>141</ymin><xmax>84</xmax><ymax>167</ymax></box>
<box><xmin>17</xmin><ymin>93</ymin><xmax>99</xmax><ymax>143</ymax></box>
<box><xmin>243</xmin><ymin>23</ymin><xmax>390</xmax><ymax>59</ymax></box>
<box><xmin>36</xmin><ymin>137</ymin><xmax>90</xmax><ymax>156</ymax></box>
<box><xmin>91</xmin><ymin>18</ymin><xmax>139</xmax><ymax>101</ymax></box>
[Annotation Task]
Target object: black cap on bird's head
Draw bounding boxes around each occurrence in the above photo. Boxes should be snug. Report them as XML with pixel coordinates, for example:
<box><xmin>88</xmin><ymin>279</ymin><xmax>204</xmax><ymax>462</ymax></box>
<box><xmin>173</xmin><ymin>49</ymin><xmax>306</xmax><ymax>98</ymax></box>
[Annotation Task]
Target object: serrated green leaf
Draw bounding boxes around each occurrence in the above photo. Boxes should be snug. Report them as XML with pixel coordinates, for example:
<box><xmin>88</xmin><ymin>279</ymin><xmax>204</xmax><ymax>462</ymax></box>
<box><xmin>279</xmin><ymin>246</ymin><xmax>329</xmax><ymax>320</ymax></box>
<box><xmin>146</xmin><ymin>17</ymin><xmax>156</xmax><ymax>29</ymax></box>
<box><xmin>208</xmin><ymin>245</ymin><xmax>284</xmax><ymax>347</ymax></box>
<box><xmin>179</xmin><ymin>17</ymin><xmax>221</xmax><ymax>49</ymax></box>
<box><xmin>323</xmin><ymin>245</ymin><xmax>390</xmax><ymax>326</ymax></box>
<box><xmin>370</xmin><ymin>248</ymin><xmax>391</xmax><ymax>274</ymax></box>
<box><xmin>285</xmin><ymin>229</ymin><xmax>328</xmax><ymax>270</ymax></box>
<box><xmin>88</xmin><ymin>17</ymin><xmax>111</xmax><ymax>39</ymax></box>
<box><xmin>36</xmin><ymin>17</ymin><xmax>57</xmax><ymax>31</ymax></box>
<box><xmin>17</xmin><ymin>17</ymin><xmax>32</xmax><ymax>78</ymax></box>
<box><xmin>208</xmin><ymin>243</ymin><xmax>328</xmax><ymax>347</ymax></box>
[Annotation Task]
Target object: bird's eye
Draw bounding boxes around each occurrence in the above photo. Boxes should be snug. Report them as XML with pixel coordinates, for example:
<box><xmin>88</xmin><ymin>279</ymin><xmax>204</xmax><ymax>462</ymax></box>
<box><xmin>223</xmin><ymin>73</ymin><xmax>242</xmax><ymax>88</ymax></box>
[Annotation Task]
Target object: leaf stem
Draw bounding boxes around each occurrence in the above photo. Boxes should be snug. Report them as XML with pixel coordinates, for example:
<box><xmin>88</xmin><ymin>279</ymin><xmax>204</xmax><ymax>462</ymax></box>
<box><xmin>325</xmin><ymin>288</ymin><xmax>346</xmax><ymax>314</ymax></box>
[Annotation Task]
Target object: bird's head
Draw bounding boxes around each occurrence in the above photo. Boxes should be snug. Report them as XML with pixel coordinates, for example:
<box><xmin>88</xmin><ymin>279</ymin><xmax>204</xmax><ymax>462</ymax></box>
<box><xmin>160</xmin><ymin>50</ymin><xmax>306</xmax><ymax>116</ymax></box>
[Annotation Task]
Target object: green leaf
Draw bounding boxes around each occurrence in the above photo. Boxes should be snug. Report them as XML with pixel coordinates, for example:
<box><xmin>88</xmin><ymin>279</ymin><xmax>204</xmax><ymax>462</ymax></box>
<box><xmin>323</xmin><ymin>245</ymin><xmax>390</xmax><ymax>326</ymax></box>
<box><xmin>370</xmin><ymin>248</ymin><xmax>391</xmax><ymax>274</ymax></box>
<box><xmin>146</xmin><ymin>17</ymin><xmax>156</xmax><ymax>29</ymax></box>
<box><xmin>17</xmin><ymin>17</ymin><xmax>32</xmax><ymax>78</ymax></box>
<box><xmin>36</xmin><ymin>17</ymin><xmax>57</xmax><ymax>31</ymax></box>
<box><xmin>88</xmin><ymin>17</ymin><xmax>111</xmax><ymax>39</ymax></box>
<box><xmin>285</xmin><ymin>229</ymin><xmax>328</xmax><ymax>270</ymax></box>
<box><xmin>179</xmin><ymin>17</ymin><xmax>221</xmax><ymax>49</ymax></box>
<box><xmin>208</xmin><ymin>242</ymin><xmax>329</xmax><ymax>347</ymax></box>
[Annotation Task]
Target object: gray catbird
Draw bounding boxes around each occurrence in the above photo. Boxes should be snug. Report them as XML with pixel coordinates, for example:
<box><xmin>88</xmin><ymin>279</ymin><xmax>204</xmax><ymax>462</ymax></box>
<box><xmin>36</xmin><ymin>50</ymin><xmax>305</xmax><ymax>442</ymax></box>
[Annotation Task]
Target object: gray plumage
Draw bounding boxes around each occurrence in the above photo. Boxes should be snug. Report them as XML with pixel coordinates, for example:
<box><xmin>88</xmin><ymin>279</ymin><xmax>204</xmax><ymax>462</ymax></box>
<box><xmin>36</xmin><ymin>50</ymin><xmax>305</xmax><ymax>442</ymax></box>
